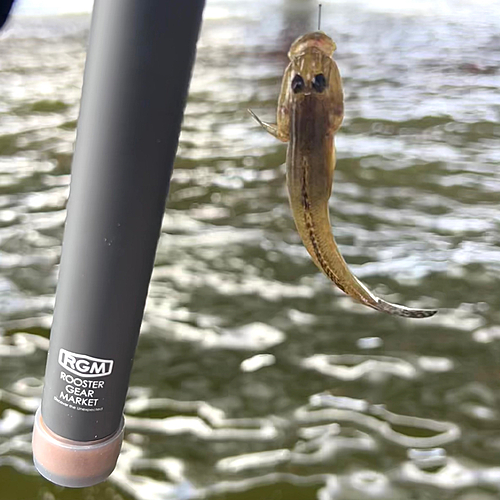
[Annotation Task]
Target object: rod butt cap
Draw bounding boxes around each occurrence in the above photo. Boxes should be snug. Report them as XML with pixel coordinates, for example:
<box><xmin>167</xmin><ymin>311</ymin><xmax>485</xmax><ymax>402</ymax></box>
<box><xmin>32</xmin><ymin>408</ymin><xmax>124</xmax><ymax>488</ymax></box>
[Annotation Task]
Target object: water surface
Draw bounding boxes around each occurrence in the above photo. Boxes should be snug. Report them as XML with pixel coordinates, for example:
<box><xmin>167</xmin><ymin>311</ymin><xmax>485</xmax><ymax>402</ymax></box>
<box><xmin>1</xmin><ymin>1</ymin><xmax>500</xmax><ymax>499</ymax></box>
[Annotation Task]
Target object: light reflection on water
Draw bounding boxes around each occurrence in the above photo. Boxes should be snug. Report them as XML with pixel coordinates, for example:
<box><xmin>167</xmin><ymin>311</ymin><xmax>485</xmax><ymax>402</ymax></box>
<box><xmin>1</xmin><ymin>0</ymin><xmax>500</xmax><ymax>499</ymax></box>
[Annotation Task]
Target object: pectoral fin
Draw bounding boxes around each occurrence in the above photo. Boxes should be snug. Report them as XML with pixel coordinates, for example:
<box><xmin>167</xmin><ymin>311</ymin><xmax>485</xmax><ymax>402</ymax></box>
<box><xmin>248</xmin><ymin>109</ymin><xmax>289</xmax><ymax>142</ymax></box>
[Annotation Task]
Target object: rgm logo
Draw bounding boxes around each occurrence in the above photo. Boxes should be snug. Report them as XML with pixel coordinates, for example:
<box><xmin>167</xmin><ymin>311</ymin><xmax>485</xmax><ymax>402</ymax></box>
<box><xmin>58</xmin><ymin>349</ymin><xmax>114</xmax><ymax>378</ymax></box>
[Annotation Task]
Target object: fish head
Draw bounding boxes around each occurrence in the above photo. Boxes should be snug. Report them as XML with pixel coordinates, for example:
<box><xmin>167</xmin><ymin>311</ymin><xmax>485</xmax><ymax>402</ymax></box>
<box><xmin>286</xmin><ymin>31</ymin><xmax>344</xmax><ymax>132</ymax></box>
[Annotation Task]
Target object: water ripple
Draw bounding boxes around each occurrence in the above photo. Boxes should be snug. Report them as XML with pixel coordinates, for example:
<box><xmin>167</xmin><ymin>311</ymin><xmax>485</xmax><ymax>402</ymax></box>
<box><xmin>1</xmin><ymin>1</ymin><xmax>500</xmax><ymax>498</ymax></box>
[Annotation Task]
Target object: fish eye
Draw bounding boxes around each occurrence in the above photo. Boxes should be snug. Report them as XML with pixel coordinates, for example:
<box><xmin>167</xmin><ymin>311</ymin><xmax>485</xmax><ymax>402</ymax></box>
<box><xmin>291</xmin><ymin>74</ymin><xmax>305</xmax><ymax>93</ymax></box>
<box><xmin>312</xmin><ymin>73</ymin><xmax>327</xmax><ymax>93</ymax></box>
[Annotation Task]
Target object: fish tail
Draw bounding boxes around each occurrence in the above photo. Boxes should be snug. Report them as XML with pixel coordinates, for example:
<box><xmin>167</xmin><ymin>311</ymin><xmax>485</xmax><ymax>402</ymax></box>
<box><xmin>295</xmin><ymin>202</ymin><xmax>437</xmax><ymax>319</ymax></box>
<box><xmin>370</xmin><ymin>297</ymin><xmax>437</xmax><ymax>318</ymax></box>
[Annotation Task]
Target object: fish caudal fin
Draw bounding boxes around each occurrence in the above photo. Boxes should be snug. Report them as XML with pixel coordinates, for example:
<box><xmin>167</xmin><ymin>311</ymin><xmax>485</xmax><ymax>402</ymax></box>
<box><xmin>371</xmin><ymin>297</ymin><xmax>437</xmax><ymax>318</ymax></box>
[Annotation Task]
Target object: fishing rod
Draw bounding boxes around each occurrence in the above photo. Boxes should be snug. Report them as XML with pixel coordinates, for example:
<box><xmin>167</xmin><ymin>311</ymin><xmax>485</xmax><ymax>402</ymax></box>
<box><xmin>32</xmin><ymin>0</ymin><xmax>205</xmax><ymax>487</ymax></box>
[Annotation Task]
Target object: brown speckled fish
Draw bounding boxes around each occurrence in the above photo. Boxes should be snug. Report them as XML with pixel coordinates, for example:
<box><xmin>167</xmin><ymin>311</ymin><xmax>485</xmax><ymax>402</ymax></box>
<box><xmin>250</xmin><ymin>31</ymin><xmax>437</xmax><ymax>318</ymax></box>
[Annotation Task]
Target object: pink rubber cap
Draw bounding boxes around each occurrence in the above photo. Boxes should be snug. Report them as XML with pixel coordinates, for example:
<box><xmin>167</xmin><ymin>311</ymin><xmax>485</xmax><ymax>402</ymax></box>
<box><xmin>32</xmin><ymin>408</ymin><xmax>124</xmax><ymax>488</ymax></box>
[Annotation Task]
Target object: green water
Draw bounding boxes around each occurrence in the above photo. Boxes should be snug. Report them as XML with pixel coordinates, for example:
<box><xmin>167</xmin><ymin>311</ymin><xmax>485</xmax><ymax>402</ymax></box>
<box><xmin>1</xmin><ymin>1</ymin><xmax>500</xmax><ymax>499</ymax></box>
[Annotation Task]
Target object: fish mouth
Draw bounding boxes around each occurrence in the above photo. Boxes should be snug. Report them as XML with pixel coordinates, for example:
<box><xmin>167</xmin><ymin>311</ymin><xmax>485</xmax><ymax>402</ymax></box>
<box><xmin>289</xmin><ymin>31</ymin><xmax>337</xmax><ymax>58</ymax></box>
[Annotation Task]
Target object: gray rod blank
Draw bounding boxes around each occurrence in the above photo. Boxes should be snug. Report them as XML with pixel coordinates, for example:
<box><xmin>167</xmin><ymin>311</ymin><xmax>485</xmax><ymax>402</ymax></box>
<box><xmin>41</xmin><ymin>0</ymin><xmax>206</xmax><ymax>441</ymax></box>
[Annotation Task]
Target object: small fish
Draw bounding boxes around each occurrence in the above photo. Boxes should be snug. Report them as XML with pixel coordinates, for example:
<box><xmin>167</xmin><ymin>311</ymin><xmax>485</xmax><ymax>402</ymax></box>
<box><xmin>250</xmin><ymin>31</ymin><xmax>437</xmax><ymax>318</ymax></box>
